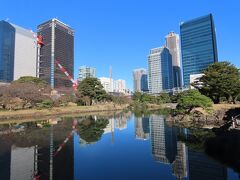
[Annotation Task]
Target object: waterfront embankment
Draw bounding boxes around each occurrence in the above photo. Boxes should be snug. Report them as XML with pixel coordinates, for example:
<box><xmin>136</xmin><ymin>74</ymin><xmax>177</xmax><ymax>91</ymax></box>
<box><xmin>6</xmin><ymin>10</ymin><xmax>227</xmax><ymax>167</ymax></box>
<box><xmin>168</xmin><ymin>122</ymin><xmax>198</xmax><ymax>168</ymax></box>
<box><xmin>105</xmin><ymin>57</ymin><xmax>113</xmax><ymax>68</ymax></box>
<box><xmin>0</xmin><ymin>103</ymin><xmax>129</xmax><ymax>121</ymax></box>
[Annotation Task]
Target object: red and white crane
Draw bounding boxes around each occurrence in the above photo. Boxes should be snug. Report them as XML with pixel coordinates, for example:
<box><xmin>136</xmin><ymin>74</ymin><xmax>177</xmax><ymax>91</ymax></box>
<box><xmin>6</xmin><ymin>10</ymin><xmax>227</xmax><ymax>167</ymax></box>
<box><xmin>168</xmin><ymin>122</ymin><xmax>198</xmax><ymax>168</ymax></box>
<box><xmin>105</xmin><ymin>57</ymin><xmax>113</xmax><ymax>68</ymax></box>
<box><xmin>33</xmin><ymin>33</ymin><xmax>78</xmax><ymax>91</ymax></box>
<box><xmin>54</xmin><ymin>60</ymin><xmax>78</xmax><ymax>91</ymax></box>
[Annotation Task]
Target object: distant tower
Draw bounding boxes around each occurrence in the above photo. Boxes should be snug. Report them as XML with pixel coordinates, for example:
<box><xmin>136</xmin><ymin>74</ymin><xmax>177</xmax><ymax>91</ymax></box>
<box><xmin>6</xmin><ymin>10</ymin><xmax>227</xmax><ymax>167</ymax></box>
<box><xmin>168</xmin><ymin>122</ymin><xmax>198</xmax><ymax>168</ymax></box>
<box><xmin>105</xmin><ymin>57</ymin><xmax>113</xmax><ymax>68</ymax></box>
<box><xmin>165</xmin><ymin>32</ymin><xmax>182</xmax><ymax>88</ymax></box>
<box><xmin>109</xmin><ymin>65</ymin><xmax>113</xmax><ymax>92</ymax></box>
<box><xmin>133</xmin><ymin>68</ymin><xmax>148</xmax><ymax>92</ymax></box>
<box><xmin>37</xmin><ymin>18</ymin><xmax>74</xmax><ymax>89</ymax></box>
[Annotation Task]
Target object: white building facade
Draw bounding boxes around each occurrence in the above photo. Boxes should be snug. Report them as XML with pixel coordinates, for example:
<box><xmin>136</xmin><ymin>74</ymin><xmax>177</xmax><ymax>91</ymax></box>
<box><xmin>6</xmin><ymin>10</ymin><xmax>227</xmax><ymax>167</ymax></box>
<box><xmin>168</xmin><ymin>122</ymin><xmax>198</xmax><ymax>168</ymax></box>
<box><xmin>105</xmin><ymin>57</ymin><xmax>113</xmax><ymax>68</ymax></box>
<box><xmin>148</xmin><ymin>47</ymin><xmax>173</xmax><ymax>94</ymax></box>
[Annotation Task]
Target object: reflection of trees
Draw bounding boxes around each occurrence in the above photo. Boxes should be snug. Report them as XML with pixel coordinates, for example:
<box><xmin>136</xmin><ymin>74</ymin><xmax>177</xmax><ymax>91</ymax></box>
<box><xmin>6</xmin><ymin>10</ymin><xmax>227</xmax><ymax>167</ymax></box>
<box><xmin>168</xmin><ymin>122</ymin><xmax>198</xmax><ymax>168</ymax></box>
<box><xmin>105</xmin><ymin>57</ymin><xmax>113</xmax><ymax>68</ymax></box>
<box><xmin>77</xmin><ymin>117</ymin><xmax>109</xmax><ymax>143</ymax></box>
<box><xmin>178</xmin><ymin>129</ymin><xmax>215</xmax><ymax>151</ymax></box>
<box><xmin>205</xmin><ymin>130</ymin><xmax>240</xmax><ymax>173</ymax></box>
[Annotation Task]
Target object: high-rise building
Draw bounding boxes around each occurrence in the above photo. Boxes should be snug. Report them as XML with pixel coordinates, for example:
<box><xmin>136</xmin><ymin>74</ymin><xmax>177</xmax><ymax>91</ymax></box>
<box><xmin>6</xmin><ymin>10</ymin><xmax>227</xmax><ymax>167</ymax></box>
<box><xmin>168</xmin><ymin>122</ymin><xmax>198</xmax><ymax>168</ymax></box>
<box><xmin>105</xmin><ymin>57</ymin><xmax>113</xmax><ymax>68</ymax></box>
<box><xmin>148</xmin><ymin>47</ymin><xmax>173</xmax><ymax>94</ymax></box>
<box><xmin>37</xmin><ymin>18</ymin><xmax>74</xmax><ymax>89</ymax></box>
<box><xmin>114</xmin><ymin>79</ymin><xmax>126</xmax><ymax>93</ymax></box>
<box><xmin>0</xmin><ymin>20</ymin><xmax>37</xmax><ymax>82</ymax></box>
<box><xmin>165</xmin><ymin>32</ymin><xmax>181</xmax><ymax>88</ymax></box>
<box><xmin>78</xmin><ymin>66</ymin><xmax>96</xmax><ymax>82</ymax></box>
<box><xmin>180</xmin><ymin>14</ymin><xmax>218</xmax><ymax>87</ymax></box>
<box><xmin>99</xmin><ymin>77</ymin><xmax>127</xmax><ymax>94</ymax></box>
<box><xmin>133</xmin><ymin>68</ymin><xmax>148</xmax><ymax>92</ymax></box>
<box><xmin>99</xmin><ymin>77</ymin><xmax>113</xmax><ymax>92</ymax></box>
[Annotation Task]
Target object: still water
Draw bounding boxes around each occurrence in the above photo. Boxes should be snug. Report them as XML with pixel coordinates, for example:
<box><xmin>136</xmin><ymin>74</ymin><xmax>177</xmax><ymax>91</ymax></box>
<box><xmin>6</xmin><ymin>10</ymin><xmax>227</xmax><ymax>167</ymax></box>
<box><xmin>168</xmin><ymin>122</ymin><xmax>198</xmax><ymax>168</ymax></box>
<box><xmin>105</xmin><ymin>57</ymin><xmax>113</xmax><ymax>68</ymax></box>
<box><xmin>0</xmin><ymin>112</ymin><xmax>239</xmax><ymax>180</ymax></box>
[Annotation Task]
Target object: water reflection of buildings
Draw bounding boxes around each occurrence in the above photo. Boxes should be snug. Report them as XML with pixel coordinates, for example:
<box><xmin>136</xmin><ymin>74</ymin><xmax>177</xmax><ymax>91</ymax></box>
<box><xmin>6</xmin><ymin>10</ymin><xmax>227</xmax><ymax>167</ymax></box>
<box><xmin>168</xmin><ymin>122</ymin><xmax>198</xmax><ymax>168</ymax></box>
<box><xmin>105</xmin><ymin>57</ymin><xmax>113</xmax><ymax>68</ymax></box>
<box><xmin>172</xmin><ymin>142</ymin><xmax>187</xmax><ymax>180</ymax></box>
<box><xmin>115</xmin><ymin>112</ymin><xmax>131</xmax><ymax>130</ymax></box>
<box><xmin>104</xmin><ymin>118</ymin><xmax>114</xmax><ymax>134</ymax></box>
<box><xmin>0</xmin><ymin>119</ymin><xmax>74</xmax><ymax>180</ymax></box>
<box><xmin>135</xmin><ymin>117</ymin><xmax>150</xmax><ymax>140</ymax></box>
<box><xmin>10</xmin><ymin>145</ymin><xmax>38</xmax><ymax>180</ymax></box>
<box><xmin>149</xmin><ymin>115</ymin><xmax>229</xmax><ymax>180</ymax></box>
<box><xmin>150</xmin><ymin>115</ymin><xmax>177</xmax><ymax>164</ymax></box>
<box><xmin>188</xmin><ymin>149</ymin><xmax>227</xmax><ymax>180</ymax></box>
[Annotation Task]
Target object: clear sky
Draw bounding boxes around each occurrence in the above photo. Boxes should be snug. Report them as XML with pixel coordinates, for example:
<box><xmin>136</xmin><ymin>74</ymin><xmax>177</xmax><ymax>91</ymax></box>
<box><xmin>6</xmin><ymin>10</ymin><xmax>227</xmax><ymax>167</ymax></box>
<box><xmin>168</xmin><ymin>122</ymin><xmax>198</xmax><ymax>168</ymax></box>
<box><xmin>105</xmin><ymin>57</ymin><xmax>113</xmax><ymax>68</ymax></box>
<box><xmin>1</xmin><ymin>0</ymin><xmax>239</xmax><ymax>90</ymax></box>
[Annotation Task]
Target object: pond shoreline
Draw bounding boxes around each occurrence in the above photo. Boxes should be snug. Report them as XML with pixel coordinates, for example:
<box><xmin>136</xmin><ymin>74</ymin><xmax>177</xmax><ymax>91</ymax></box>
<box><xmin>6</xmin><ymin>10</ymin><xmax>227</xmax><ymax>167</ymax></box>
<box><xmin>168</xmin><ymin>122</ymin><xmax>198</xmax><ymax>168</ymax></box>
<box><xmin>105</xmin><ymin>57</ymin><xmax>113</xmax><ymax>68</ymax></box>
<box><xmin>168</xmin><ymin>104</ymin><xmax>240</xmax><ymax>129</ymax></box>
<box><xmin>0</xmin><ymin>104</ymin><xmax>129</xmax><ymax>122</ymax></box>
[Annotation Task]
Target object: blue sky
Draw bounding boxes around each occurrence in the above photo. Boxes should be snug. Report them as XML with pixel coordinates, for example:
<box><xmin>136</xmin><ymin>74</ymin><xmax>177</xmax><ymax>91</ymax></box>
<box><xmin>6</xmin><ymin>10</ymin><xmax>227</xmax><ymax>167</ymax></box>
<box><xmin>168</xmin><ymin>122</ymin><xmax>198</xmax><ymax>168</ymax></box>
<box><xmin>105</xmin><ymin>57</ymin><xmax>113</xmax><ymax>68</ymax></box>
<box><xmin>1</xmin><ymin>0</ymin><xmax>240</xmax><ymax>90</ymax></box>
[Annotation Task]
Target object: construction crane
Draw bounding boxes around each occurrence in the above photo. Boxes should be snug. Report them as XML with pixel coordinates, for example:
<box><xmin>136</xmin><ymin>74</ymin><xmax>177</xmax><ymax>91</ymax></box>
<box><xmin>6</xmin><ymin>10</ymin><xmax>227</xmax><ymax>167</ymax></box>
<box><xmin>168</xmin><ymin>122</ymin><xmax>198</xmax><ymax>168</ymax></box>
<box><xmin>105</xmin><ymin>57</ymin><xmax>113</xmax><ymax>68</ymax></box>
<box><xmin>33</xmin><ymin>33</ymin><xmax>78</xmax><ymax>91</ymax></box>
<box><xmin>54</xmin><ymin>60</ymin><xmax>78</xmax><ymax>91</ymax></box>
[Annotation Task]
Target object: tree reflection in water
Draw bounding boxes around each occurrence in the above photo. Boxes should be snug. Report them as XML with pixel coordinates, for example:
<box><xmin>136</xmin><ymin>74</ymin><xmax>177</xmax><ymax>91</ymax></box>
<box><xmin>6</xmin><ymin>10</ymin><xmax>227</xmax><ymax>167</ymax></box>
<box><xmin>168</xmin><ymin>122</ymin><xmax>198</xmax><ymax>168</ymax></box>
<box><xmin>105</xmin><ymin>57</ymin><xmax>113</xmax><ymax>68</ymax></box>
<box><xmin>77</xmin><ymin>116</ymin><xmax>109</xmax><ymax>143</ymax></box>
<box><xmin>205</xmin><ymin>129</ymin><xmax>240</xmax><ymax>173</ymax></box>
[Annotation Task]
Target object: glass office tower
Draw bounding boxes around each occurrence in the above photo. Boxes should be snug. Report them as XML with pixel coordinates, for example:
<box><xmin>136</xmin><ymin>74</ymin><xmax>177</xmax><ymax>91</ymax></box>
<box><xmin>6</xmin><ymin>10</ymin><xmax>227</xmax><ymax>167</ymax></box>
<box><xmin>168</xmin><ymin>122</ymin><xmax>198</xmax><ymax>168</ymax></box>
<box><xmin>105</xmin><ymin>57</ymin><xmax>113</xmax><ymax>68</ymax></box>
<box><xmin>37</xmin><ymin>18</ymin><xmax>74</xmax><ymax>89</ymax></box>
<box><xmin>0</xmin><ymin>21</ymin><xmax>15</xmax><ymax>82</ymax></box>
<box><xmin>180</xmin><ymin>14</ymin><xmax>218</xmax><ymax>87</ymax></box>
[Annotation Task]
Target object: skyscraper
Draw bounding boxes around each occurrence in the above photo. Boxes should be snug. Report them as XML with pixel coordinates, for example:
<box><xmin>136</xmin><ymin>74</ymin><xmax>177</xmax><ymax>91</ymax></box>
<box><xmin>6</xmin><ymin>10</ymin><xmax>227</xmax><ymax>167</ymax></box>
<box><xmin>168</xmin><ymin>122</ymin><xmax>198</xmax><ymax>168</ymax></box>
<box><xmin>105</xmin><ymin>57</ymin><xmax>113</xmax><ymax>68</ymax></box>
<box><xmin>148</xmin><ymin>47</ymin><xmax>173</xmax><ymax>94</ymax></box>
<box><xmin>0</xmin><ymin>21</ymin><xmax>37</xmax><ymax>82</ymax></box>
<box><xmin>78</xmin><ymin>66</ymin><xmax>96</xmax><ymax>82</ymax></box>
<box><xmin>0</xmin><ymin>21</ymin><xmax>15</xmax><ymax>82</ymax></box>
<box><xmin>165</xmin><ymin>32</ymin><xmax>181</xmax><ymax>88</ymax></box>
<box><xmin>180</xmin><ymin>14</ymin><xmax>218</xmax><ymax>87</ymax></box>
<box><xmin>37</xmin><ymin>18</ymin><xmax>74</xmax><ymax>89</ymax></box>
<box><xmin>133</xmin><ymin>68</ymin><xmax>148</xmax><ymax>92</ymax></box>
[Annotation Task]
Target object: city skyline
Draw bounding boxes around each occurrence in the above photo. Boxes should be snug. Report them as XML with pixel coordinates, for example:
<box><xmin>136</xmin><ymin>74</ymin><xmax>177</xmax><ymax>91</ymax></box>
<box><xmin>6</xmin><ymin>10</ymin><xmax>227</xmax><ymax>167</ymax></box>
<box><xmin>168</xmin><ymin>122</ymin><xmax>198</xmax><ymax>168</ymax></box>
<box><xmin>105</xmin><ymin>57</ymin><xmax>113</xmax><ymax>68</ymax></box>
<box><xmin>0</xmin><ymin>0</ymin><xmax>240</xmax><ymax>89</ymax></box>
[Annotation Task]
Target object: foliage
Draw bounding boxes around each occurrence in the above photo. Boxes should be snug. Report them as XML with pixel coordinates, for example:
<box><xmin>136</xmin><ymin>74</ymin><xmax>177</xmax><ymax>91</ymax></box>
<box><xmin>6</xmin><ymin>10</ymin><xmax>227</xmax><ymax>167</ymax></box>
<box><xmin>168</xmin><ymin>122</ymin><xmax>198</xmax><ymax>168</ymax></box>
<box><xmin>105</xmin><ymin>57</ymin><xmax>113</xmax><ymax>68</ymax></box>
<box><xmin>109</xmin><ymin>95</ymin><xmax>131</xmax><ymax>105</ymax></box>
<box><xmin>77</xmin><ymin>117</ymin><xmax>109</xmax><ymax>143</ymax></box>
<box><xmin>0</xmin><ymin>83</ymin><xmax>51</xmax><ymax>110</ymax></box>
<box><xmin>192</xmin><ymin>62</ymin><xmax>240</xmax><ymax>104</ymax></box>
<box><xmin>176</xmin><ymin>90</ymin><xmax>213</xmax><ymax>114</ymax></box>
<box><xmin>77</xmin><ymin>78</ymin><xmax>108</xmax><ymax>105</ymax></box>
<box><xmin>12</xmin><ymin>76</ymin><xmax>47</xmax><ymax>87</ymax></box>
<box><xmin>54</xmin><ymin>94</ymin><xmax>77</xmax><ymax>106</ymax></box>
<box><xmin>132</xmin><ymin>92</ymin><xmax>171</xmax><ymax>104</ymax></box>
<box><xmin>36</xmin><ymin>99</ymin><xmax>54</xmax><ymax>109</ymax></box>
<box><xmin>178</xmin><ymin>128</ymin><xmax>215</xmax><ymax>151</ymax></box>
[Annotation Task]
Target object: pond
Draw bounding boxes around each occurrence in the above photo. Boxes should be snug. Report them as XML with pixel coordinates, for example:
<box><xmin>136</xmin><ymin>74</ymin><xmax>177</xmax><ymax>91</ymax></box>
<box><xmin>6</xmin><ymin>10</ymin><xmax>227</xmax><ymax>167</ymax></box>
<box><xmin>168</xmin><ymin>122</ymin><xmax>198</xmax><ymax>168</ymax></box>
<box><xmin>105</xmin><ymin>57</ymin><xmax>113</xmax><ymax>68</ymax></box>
<box><xmin>0</xmin><ymin>112</ymin><xmax>239</xmax><ymax>180</ymax></box>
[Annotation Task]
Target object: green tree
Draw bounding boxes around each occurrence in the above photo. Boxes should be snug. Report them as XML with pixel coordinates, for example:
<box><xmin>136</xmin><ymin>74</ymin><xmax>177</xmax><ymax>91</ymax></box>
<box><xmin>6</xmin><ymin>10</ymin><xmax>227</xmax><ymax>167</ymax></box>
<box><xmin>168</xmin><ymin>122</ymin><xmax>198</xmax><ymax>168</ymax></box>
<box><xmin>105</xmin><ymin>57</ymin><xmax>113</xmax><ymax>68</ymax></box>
<box><xmin>132</xmin><ymin>92</ymin><xmax>143</xmax><ymax>102</ymax></box>
<box><xmin>176</xmin><ymin>90</ymin><xmax>213</xmax><ymax>114</ymax></box>
<box><xmin>13</xmin><ymin>76</ymin><xmax>47</xmax><ymax>86</ymax></box>
<box><xmin>156</xmin><ymin>93</ymin><xmax>171</xmax><ymax>104</ymax></box>
<box><xmin>77</xmin><ymin>77</ymin><xmax>108</xmax><ymax>105</ymax></box>
<box><xmin>193</xmin><ymin>62</ymin><xmax>240</xmax><ymax>103</ymax></box>
<box><xmin>78</xmin><ymin>117</ymin><xmax>109</xmax><ymax>143</ymax></box>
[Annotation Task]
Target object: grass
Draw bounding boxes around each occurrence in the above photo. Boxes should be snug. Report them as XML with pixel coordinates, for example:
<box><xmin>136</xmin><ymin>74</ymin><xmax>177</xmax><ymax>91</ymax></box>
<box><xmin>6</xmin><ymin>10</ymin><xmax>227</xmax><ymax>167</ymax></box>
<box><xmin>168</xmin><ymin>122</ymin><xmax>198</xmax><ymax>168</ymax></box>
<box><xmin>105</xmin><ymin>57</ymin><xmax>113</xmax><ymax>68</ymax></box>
<box><xmin>0</xmin><ymin>103</ymin><xmax>129</xmax><ymax>121</ymax></box>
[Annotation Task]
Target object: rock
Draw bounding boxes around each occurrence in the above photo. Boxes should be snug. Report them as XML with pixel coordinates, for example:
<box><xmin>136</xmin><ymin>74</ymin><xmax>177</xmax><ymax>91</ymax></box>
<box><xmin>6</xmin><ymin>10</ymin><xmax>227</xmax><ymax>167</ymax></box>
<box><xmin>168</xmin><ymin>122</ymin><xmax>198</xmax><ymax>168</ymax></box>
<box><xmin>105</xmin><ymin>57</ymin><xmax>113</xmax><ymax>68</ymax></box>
<box><xmin>23</xmin><ymin>102</ymin><xmax>32</xmax><ymax>109</ymax></box>
<box><xmin>5</xmin><ymin>97</ymin><xmax>25</xmax><ymax>110</ymax></box>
